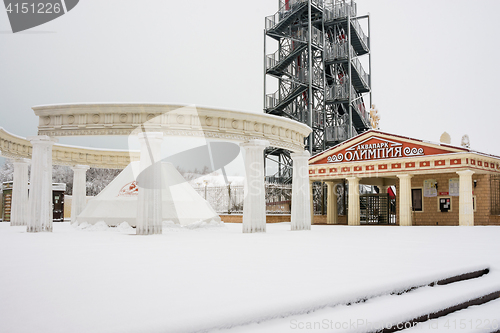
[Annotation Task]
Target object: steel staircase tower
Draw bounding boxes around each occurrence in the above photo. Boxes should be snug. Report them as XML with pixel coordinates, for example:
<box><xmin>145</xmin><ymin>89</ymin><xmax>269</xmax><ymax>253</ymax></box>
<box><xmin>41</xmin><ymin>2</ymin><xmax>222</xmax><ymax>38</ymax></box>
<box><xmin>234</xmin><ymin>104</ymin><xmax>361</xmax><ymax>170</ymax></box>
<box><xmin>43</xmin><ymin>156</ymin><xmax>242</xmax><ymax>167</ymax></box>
<box><xmin>264</xmin><ymin>0</ymin><xmax>372</xmax><ymax>183</ymax></box>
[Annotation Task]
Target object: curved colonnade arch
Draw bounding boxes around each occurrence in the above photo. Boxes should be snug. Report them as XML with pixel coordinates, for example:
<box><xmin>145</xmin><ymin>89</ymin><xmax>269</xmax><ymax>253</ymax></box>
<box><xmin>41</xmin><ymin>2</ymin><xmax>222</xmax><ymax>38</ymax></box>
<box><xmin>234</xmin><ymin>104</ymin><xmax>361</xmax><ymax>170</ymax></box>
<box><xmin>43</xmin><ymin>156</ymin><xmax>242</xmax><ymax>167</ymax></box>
<box><xmin>1</xmin><ymin>104</ymin><xmax>312</xmax><ymax>233</ymax></box>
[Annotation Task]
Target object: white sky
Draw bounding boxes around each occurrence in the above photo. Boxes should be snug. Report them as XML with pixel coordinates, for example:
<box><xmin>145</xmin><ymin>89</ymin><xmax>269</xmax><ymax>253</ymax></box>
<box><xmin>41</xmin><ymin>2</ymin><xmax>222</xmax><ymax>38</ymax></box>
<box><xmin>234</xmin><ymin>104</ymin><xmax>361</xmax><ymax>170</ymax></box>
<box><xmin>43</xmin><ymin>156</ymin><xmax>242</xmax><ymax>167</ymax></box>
<box><xmin>1</xmin><ymin>0</ymin><xmax>500</xmax><ymax>166</ymax></box>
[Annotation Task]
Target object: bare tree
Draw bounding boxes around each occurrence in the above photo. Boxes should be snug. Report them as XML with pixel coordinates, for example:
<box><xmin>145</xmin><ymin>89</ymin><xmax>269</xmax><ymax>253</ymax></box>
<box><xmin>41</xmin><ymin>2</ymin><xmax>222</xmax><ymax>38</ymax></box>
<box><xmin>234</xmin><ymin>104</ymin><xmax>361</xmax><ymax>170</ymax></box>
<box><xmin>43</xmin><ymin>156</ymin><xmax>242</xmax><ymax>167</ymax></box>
<box><xmin>0</xmin><ymin>159</ymin><xmax>14</xmax><ymax>184</ymax></box>
<box><xmin>86</xmin><ymin>168</ymin><xmax>122</xmax><ymax>196</ymax></box>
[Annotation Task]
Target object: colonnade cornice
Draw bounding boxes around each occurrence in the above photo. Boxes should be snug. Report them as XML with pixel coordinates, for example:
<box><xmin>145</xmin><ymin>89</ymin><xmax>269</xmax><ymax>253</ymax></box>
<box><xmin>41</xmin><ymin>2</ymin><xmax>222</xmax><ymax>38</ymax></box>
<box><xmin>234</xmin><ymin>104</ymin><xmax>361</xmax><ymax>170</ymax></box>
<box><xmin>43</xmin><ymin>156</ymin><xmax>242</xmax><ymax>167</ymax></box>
<box><xmin>32</xmin><ymin>103</ymin><xmax>312</xmax><ymax>154</ymax></box>
<box><xmin>0</xmin><ymin>127</ymin><xmax>137</xmax><ymax>169</ymax></box>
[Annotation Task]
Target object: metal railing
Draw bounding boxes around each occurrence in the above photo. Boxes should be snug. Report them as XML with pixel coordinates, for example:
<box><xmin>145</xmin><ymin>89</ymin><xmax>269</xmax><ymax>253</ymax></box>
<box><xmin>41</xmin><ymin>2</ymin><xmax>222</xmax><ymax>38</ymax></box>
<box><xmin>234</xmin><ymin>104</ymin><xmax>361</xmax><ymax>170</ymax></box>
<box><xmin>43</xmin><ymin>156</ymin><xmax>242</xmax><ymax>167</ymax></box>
<box><xmin>267</xmin><ymin>0</ymin><xmax>324</xmax><ymax>32</ymax></box>
<box><xmin>325</xmin><ymin>42</ymin><xmax>355</xmax><ymax>62</ymax></box>
<box><xmin>326</xmin><ymin>81</ymin><xmax>354</xmax><ymax>101</ymax></box>
<box><xmin>192</xmin><ymin>184</ymin><xmax>292</xmax><ymax>215</ymax></box>
<box><xmin>266</xmin><ymin>92</ymin><xmax>280</xmax><ymax>110</ymax></box>
<box><xmin>279</xmin><ymin>0</ymin><xmax>323</xmax><ymax>10</ymax></box>
<box><xmin>325</xmin><ymin>124</ymin><xmax>357</xmax><ymax>142</ymax></box>
<box><xmin>313</xmin><ymin>110</ymin><xmax>324</xmax><ymax>128</ymax></box>
<box><xmin>352</xmin><ymin>98</ymin><xmax>370</xmax><ymax>124</ymax></box>
<box><xmin>265</xmin><ymin>27</ymin><xmax>323</xmax><ymax>71</ymax></box>
<box><xmin>282</xmin><ymin>26</ymin><xmax>324</xmax><ymax>47</ymax></box>
<box><xmin>266</xmin><ymin>50</ymin><xmax>279</xmax><ymax>70</ymax></box>
<box><xmin>351</xmin><ymin>17</ymin><xmax>368</xmax><ymax>49</ymax></box>
<box><xmin>351</xmin><ymin>56</ymin><xmax>369</xmax><ymax>87</ymax></box>
<box><xmin>324</xmin><ymin>1</ymin><xmax>357</xmax><ymax>21</ymax></box>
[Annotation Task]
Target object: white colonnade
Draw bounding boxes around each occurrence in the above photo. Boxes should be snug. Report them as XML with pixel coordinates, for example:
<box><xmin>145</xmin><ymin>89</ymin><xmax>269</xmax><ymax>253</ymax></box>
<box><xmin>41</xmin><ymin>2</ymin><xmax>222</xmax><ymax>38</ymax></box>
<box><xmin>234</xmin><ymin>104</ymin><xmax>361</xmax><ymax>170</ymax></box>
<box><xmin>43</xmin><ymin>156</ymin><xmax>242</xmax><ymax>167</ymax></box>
<box><xmin>27</xmin><ymin>136</ymin><xmax>56</xmax><ymax>232</ymax></box>
<box><xmin>457</xmin><ymin>170</ymin><xmax>474</xmax><ymax>226</ymax></box>
<box><xmin>10</xmin><ymin>158</ymin><xmax>30</xmax><ymax>226</ymax></box>
<box><xmin>347</xmin><ymin>177</ymin><xmax>360</xmax><ymax>226</ymax></box>
<box><xmin>241</xmin><ymin>139</ymin><xmax>269</xmax><ymax>233</ymax></box>
<box><xmin>291</xmin><ymin>151</ymin><xmax>311</xmax><ymax>230</ymax></box>
<box><xmin>397</xmin><ymin>174</ymin><xmax>413</xmax><ymax>226</ymax></box>
<box><xmin>136</xmin><ymin>132</ymin><xmax>164</xmax><ymax>235</ymax></box>
<box><xmin>71</xmin><ymin>165</ymin><xmax>90</xmax><ymax>224</ymax></box>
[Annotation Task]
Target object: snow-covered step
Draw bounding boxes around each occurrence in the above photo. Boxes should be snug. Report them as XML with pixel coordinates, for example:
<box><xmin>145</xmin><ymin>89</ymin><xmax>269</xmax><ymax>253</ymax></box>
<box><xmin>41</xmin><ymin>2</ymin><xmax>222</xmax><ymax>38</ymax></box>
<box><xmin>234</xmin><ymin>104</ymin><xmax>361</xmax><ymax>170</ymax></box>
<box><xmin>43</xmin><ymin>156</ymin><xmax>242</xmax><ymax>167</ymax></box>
<box><xmin>403</xmin><ymin>297</ymin><xmax>500</xmax><ymax>333</ymax></box>
<box><xmin>220</xmin><ymin>270</ymin><xmax>500</xmax><ymax>333</ymax></box>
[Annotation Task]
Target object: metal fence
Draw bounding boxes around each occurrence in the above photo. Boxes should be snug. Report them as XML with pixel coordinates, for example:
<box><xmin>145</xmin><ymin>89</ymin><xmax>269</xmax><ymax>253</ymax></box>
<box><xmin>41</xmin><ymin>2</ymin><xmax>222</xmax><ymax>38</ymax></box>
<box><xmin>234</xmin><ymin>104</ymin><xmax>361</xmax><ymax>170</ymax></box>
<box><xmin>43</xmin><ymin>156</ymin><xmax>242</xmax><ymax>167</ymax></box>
<box><xmin>192</xmin><ymin>183</ymin><xmax>293</xmax><ymax>215</ymax></box>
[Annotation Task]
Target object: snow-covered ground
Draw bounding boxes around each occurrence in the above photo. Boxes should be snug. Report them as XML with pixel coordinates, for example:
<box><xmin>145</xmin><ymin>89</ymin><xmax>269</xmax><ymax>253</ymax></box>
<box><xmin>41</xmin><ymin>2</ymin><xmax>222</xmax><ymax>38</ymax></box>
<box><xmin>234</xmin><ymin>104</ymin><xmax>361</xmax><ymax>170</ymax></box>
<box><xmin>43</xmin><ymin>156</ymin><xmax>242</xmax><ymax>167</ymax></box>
<box><xmin>1</xmin><ymin>222</ymin><xmax>499</xmax><ymax>333</ymax></box>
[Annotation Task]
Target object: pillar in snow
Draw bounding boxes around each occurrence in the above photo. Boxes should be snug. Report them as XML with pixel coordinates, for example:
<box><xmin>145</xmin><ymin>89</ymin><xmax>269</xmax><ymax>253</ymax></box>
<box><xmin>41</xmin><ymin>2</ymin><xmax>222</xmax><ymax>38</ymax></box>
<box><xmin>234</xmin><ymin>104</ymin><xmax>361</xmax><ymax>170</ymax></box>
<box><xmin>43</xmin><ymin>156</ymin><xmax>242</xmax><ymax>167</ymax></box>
<box><xmin>241</xmin><ymin>139</ymin><xmax>269</xmax><ymax>233</ymax></box>
<box><xmin>457</xmin><ymin>170</ymin><xmax>474</xmax><ymax>226</ymax></box>
<box><xmin>291</xmin><ymin>150</ymin><xmax>311</xmax><ymax>230</ymax></box>
<box><xmin>27</xmin><ymin>136</ymin><xmax>56</xmax><ymax>232</ymax></box>
<box><xmin>310</xmin><ymin>181</ymin><xmax>314</xmax><ymax>224</ymax></box>
<box><xmin>136</xmin><ymin>132</ymin><xmax>164</xmax><ymax>235</ymax></box>
<box><xmin>347</xmin><ymin>177</ymin><xmax>360</xmax><ymax>226</ymax></box>
<box><xmin>71</xmin><ymin>165</ymin><xmax>90</xmax><ymax>224</ymax></box>
<box><xmin>326</xmin><ymin>181</ymin><xmax>339</xmax><ymax>225</ymax></box>
<box><xmin>397</xmin><ymin>174</ymin><xmax>413</xmax><ymax>226</ymax></box>
<box><xmin>11</xmin><ymin>158</ymin><xmax>30</xmax><ymax>226</ymax></box>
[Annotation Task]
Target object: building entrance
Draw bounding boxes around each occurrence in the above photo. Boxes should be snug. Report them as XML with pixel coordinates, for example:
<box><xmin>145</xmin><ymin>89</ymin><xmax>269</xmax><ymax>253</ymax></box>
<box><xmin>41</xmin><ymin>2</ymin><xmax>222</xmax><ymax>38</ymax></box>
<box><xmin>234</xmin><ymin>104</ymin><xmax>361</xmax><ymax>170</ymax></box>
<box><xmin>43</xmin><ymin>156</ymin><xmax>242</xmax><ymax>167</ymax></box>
<box><xmin>360</xmin><ymin>193</ymin><xmax>396</xmax><ymax>225</ymax></box>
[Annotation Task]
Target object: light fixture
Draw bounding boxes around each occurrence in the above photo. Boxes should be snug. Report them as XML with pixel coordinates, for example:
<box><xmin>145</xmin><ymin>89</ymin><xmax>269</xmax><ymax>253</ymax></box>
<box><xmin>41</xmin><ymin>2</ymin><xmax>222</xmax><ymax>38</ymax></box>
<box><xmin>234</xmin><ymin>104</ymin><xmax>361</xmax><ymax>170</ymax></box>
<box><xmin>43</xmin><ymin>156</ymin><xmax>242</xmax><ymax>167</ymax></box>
<box><xmin>474</xmin><ymin>180</ymin><xmax>477</xmax><ymax>188</ymax></box>
<box><xmin>434</xmin><ymin>181</ymin><xmax>438</xmax><ymax>190</ymax></box>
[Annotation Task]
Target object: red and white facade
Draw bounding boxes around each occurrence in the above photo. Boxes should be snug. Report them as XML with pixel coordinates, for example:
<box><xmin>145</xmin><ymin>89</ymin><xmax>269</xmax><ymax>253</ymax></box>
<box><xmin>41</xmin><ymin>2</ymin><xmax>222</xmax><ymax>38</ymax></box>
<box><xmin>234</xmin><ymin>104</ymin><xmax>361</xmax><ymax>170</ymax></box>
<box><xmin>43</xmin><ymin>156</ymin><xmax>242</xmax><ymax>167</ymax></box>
<box><xmin>309</xmin><ymin>130</ymin><xmax>500</xmax><ymax>226</ymax></box>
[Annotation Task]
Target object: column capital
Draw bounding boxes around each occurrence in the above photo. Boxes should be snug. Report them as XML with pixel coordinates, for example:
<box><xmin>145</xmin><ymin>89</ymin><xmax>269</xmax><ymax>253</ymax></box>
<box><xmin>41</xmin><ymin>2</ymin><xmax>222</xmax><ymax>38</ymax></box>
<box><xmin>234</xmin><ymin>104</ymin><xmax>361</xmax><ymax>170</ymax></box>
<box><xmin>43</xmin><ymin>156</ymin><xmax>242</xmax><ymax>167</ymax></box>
<box><xmin>346</xmin><ymin>176</ymin><xmax>359</xmax><ymax>182</ymax></box>
<box><xmin>27</xmin><ymin>135</ymin><xmax>58</xmax><ymax>145</ymax></box>
<box><xmin>457</xmin><ymin>169</ymin><xmax>475</xmax><ymax>177</ymax></box>
<box><xmin>71</xmin><ymin>164</ymin><xmax>90</xmax><ymax>171</ymax></box>
<box><xmin>397</xmin><ymin>173</ymin><xmax>413</xmax><ymax>180</ymax></box>
<box><xmin>13</xmin><ymin>158</ymin><xmax>30</xmax><ymax>164</ymax></box>
<box><xmin>240</xmin><ymin>139</ymin><xmax>270</xmax><ymax>149</ymax></box>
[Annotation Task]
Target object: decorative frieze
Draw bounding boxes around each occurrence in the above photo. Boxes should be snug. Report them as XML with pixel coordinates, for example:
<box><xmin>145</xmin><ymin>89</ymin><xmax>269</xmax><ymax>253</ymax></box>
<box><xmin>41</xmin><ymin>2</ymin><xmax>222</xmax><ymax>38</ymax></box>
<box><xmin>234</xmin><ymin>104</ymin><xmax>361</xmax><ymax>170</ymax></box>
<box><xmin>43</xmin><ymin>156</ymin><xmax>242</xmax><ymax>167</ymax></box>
<box><xmin>32</xmin><ymin>104</ymin><xmax>311</xmax><ymax>153</ymax></box>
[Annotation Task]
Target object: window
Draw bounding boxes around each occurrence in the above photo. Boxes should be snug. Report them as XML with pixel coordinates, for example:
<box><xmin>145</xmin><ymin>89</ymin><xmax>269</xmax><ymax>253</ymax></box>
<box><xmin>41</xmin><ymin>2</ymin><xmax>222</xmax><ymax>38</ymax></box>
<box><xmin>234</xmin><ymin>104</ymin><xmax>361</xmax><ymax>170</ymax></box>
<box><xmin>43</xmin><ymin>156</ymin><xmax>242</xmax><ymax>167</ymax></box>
<box><xmin>491</xmin><ymin>175</ymin><xmax>500</xmax><ymax>215</ymax></box>
<box><xmin>412</xmin><ymin>188</ymin><xmax>423</xmax><ymax>212</ymax></box>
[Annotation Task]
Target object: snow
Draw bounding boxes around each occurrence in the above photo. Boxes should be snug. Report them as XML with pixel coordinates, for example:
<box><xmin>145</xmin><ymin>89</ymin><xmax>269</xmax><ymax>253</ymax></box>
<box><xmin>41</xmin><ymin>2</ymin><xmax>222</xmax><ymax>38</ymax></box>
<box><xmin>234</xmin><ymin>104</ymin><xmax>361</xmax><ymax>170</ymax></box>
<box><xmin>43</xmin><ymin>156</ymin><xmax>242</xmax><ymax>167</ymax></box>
<box><xmin>405</xmin><ymin>298</ymin><xmax>500</xmax><ymax>332</ymax></box>
<box><xmin>0</xmin><ymin>223</ymin><xmax>499</xmax><ymax>333</ymax></box>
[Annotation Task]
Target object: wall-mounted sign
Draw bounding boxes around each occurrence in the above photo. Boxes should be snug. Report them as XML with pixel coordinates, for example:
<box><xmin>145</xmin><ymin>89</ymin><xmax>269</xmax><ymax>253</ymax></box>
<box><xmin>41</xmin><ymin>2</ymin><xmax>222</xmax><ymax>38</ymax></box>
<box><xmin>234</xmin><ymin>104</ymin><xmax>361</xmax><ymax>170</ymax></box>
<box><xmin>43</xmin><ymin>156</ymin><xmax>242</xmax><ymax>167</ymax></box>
<box><xmin>424</xmin><ymin>179</ymin><xmax>437</xmax><ymax>197</ymax></box>
<box><xmin>312</xmin><ymin>134</ymin><xmax>458</xmax><ymax>165</ymax></box>
<box><xmin>449</xmin><ymin>178</ymin><xmax>459</xmax><ymax>196</ymax></box>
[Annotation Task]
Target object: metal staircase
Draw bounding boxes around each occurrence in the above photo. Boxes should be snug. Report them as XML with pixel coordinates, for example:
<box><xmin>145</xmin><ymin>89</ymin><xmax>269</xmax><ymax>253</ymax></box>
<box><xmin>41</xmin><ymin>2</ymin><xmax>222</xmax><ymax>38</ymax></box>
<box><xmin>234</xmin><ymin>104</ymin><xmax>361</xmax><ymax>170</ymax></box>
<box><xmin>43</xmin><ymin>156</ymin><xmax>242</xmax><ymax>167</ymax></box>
<box><xmin>264</xmin><ymin>0</ymin><xmax>372</xmax><ymax>183</ymax></box>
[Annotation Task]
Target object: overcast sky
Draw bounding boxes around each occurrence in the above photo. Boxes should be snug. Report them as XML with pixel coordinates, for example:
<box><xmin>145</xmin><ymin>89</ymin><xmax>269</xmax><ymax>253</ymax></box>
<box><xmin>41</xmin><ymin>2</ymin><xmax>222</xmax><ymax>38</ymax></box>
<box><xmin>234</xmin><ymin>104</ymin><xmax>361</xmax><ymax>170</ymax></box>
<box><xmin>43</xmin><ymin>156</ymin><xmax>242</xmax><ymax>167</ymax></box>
<box><xmin>1</xmin><ymin>0</ymin><xmax>500</xmax><ymax>168</ymax></box>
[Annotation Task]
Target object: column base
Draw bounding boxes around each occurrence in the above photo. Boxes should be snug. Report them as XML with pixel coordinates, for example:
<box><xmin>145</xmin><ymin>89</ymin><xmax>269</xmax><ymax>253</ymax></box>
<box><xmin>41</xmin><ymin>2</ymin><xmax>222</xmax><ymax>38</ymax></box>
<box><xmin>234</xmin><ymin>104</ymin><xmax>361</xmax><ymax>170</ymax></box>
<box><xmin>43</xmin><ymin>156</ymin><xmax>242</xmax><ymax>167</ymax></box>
<box><xmin>136</xmin><ymin>226</ymin><xmax>162</xmax><ymax>235</ymax></box>
<box><xmin>27</xmin><ymin>225</ymin><xmax>53</xmax><ymax>233</ymax></box>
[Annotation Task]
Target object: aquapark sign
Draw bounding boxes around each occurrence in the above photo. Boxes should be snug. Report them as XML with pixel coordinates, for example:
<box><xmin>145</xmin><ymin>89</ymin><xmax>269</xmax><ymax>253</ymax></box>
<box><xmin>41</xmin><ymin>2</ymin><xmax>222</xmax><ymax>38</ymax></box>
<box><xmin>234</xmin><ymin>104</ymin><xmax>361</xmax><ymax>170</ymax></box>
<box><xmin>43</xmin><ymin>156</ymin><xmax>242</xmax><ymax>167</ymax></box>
<box><xmin>324</xmin><ymin>136</ymin><xmax>452</xmax><ymax>163</ymax></box>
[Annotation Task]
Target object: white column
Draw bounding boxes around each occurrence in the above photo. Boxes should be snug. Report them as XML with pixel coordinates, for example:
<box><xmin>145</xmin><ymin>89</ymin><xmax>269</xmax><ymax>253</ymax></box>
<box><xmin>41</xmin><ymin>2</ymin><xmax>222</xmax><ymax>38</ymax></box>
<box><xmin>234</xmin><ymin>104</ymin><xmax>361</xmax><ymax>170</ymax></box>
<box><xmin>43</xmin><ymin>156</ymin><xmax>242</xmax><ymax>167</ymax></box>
<box><xmin>70</xmin><ymin>165</ymin><xmax>90</xmax><ymax>224</ymax></box>
<box><xmin>241</xmin><ymin>139</ymin><xmax>269</xmax><ymax>233</ymax></box>
<box><xmin>346</xmin><ymin>177</ymin><xmax>360</xmax><ymax>226</ymax></box>
<box><xmin>397</xmin><ymin>174</ymin><xmax>413</xmax><ymax>226</ymax></box>
<box><xmin>457</xmin><ymin>170</ymin><xmax>475</xmax><ymax>226</ymax></box>
<box><xmin>291</xmin><ymin>150</ymin><xmax>311</xmax><ymax>231</ymax></box>
<box><xmin>27</xmin><ymin>136</ymin><xmax>57</xmax><ymax>233</ymax></box>
<box><xmin>310</xmin><ymin>181</ymin><xmax>314</xmax><ymax>224</ymax></box>
<box><xmin>326</xmin><ymin>181</ymin><xmax>339</xmax><ymax>225</ymax></box>
<box><xmin>136</xmin><ymin>132</ymin><xmax>164</xmax><ymax>235</ymax></box>
<box><xmin>11</xmin><ymin>158</ymin><xmax>30</xmax><ymax>226</ymax></box>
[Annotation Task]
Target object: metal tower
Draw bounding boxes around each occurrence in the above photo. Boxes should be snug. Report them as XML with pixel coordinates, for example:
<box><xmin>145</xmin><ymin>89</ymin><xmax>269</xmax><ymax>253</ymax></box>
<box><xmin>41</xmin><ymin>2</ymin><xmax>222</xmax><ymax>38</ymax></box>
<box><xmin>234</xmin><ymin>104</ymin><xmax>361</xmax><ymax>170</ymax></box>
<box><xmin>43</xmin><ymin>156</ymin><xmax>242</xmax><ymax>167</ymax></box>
<box><xmin>264</xmin><ymin>0</ymin><xmax>372</xmax><ymax>183</ymax></box>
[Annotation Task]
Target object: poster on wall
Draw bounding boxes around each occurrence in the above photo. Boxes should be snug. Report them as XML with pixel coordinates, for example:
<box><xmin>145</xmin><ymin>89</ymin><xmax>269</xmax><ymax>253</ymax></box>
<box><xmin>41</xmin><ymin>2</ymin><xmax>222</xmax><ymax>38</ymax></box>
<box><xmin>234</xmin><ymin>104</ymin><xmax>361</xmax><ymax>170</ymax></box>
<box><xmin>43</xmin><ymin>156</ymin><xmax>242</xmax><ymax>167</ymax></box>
<box><xmin>424</xmin><ymin>179</ymin><xmax>437</xmax><ymax>197</ymax></box>
<box><xmin>449</xmin><ymin>178</ymin><xmax>460</xmax><ymax>196</ymax></box>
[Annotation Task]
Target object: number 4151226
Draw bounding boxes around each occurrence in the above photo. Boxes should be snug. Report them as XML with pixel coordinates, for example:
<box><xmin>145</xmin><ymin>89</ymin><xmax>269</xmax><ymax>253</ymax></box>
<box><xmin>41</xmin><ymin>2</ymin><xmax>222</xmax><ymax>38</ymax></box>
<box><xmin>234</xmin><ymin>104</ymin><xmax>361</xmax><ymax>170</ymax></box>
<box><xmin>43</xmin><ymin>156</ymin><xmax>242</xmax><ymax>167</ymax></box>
<box><xmin>5</xmin><ymin>3</ymin><xmax>62</xmax><ymax>14</ymax></box>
